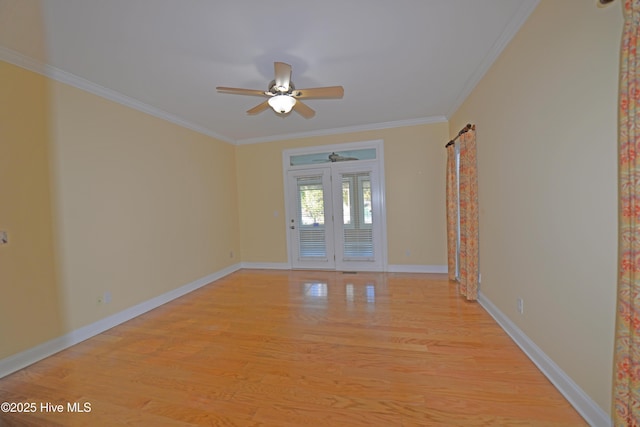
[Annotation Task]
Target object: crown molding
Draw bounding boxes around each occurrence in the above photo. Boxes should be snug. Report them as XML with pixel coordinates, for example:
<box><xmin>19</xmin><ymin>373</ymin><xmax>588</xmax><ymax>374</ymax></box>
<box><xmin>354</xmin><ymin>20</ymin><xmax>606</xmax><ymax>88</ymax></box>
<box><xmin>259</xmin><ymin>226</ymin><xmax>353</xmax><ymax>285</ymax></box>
<box><xmin>445</xmin><ymin>0</ymin><xmax>540</xmax><ymax>118</ymax></box>
<box><xmin>0</xmin><ymin>46</ymin><xmax>235</xmax><ymax>145</ymax></box>
<box><xmin>235</xmin><ymin>116</ymin><xmax>448</xmax><ymax>145</ymax></box>
<box><xmin>1</xmin><ymin>46</ymin><xmax>449</xmax><ymax>147</ymax></box>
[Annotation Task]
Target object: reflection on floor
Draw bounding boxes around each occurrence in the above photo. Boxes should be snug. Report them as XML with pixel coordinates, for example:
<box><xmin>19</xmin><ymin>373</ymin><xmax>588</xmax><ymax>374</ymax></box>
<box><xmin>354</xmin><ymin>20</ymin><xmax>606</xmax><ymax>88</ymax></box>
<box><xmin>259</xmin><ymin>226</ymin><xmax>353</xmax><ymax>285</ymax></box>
<box><xmin>304</xmin><ymin>280</ymin><xmax>377</xmax><ymax>310</ymax></box>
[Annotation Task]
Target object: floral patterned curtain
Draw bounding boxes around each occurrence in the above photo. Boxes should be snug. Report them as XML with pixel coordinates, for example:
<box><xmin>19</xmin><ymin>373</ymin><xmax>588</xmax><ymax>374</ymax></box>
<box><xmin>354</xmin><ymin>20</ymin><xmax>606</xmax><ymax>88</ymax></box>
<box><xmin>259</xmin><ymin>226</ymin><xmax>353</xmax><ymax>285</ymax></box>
<box><xmin>458</xmin><ymin>127</ymin><xmax>479</xmax><ymax>301</ymax></box>
<box><xmin>446</xmin><ymin>144</ymin><xmax>458</xmax><ymax>281</ymax></box>
<box><xmin>614</xmin><ymin>1</ymin><xmax>640</xmax><ymax>424</ymax></box>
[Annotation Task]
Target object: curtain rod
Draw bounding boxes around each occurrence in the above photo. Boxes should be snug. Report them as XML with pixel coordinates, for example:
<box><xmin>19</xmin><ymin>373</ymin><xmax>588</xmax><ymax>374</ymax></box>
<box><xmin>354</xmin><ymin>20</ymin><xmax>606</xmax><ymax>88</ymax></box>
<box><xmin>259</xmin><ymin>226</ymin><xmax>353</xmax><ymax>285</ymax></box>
<box><xmin>445</xmin><ymin>123</ymin><xmax>475</xmax><ymax>148</ymax></box>
<box><xmin>599</xmin><ymin>0</ymin><xmax>614</xmax><ymax>3</ymax></box>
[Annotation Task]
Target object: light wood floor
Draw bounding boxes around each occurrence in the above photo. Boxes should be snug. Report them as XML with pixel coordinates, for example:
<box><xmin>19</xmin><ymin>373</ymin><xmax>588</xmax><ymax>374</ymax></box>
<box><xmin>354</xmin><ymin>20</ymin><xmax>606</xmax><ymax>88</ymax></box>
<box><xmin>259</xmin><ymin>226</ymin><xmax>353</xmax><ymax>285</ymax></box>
<box><xmin>0</xmin><ymin>269</ymin><xmax>586</xmax><ymax>426</ymax></box>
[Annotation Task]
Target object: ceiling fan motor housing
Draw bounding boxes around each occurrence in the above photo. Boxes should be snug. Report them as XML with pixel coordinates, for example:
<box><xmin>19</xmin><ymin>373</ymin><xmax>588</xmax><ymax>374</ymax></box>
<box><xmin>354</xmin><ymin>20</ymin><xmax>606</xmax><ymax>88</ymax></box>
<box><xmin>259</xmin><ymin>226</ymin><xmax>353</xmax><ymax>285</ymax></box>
<box><xmin>269</xmin><ymin>80</ymin><xmax>295</xmax><ymax>95</ymax></box>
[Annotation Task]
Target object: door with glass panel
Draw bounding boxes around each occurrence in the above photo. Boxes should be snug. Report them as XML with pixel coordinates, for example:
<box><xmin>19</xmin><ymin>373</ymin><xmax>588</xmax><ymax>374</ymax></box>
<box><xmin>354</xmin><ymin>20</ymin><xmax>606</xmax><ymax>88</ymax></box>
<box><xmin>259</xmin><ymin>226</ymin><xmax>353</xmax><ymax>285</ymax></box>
<box><xmin>287</xmin><ymin>169</ymin><xmax>335</xmax><ymax>269</ymax></box>
<box><xmin>332</xmin><ymin>163</ymin><xmax>383</xmax><ymax>271</ymax></box>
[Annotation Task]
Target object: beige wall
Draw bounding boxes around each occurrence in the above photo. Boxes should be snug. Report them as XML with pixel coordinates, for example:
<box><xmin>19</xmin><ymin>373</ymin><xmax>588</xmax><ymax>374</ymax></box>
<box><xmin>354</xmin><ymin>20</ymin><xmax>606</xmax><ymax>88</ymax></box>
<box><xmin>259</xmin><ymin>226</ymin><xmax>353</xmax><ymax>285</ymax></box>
<box><xmin>49</xmin><ymin>80</ymin><xmax>240</xmax><ymax>331</ymax></box>
<box><xmin>236</xmin><ymin>122</ymin><xmax>449</xmax><ymax>266</ymax></box>
<box><xmin>0</xmin><ymin>61</ymin><xmax>64</xmax><ymax>359</ymax></box>
<box><xmin>450</xmin><ymin>0</ymin><xmax>621</xmax><ymax>414</ymax></box>
<box><xmin>0</xmin><ymin>60</ymin><xmax>240</xmax><ymax>359</ymax></box>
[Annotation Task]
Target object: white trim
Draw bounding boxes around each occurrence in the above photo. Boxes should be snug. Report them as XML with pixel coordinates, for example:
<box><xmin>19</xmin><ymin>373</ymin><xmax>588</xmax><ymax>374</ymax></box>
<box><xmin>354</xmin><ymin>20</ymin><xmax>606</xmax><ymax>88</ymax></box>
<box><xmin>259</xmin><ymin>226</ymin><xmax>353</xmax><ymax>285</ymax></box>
<box><xmin>478</xmin><ymin>291</ymin><xmax>611</xmax><ymax>427</ymax></box>
<box><xmin>241</xmin><ymin>263</ymin><xmax>442</xmax><ymax>273</ymax></box>
<box><xmin>445</xmin><ymin>0</ymin><xmax>540</xmax><ymax>118</ymax></box>
<box><xmin>0</xmin><ymin>47</ymin><xmax>235</xmax><ymax>145</ymax></box>
<box><xmin>240</xmin><ymin>262</ymin><xmax>291</xmax><ymax>270</ymax></box>
<box><xmin>236</xmin><ymin>116</ymin><xmax>448</xmax><ymax>145</ymax></box>
<box><xmin>387</xmin><ymin>264</ymin><xmax>448</xmax><ymax>274</ymax></box>
<box><xmin>0</xmin><ymin>263</ymin><xmax>242</xmax><ymax>379</ymax></box>
<box><xmin>375</xmin><ymin>143</ymin><xmax>389</xmax><ymax>272</ymax></box>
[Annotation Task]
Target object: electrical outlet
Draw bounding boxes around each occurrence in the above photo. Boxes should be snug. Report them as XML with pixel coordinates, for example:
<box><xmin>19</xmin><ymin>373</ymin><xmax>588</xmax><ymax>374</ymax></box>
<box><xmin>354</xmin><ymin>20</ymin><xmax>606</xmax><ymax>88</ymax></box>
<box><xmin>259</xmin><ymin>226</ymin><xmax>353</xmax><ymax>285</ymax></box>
<box><xmin>0</xmin><ymin>231</ymin><xmax>7</xmax><ymax>245</ymax></box>
<box><xmin>517</xmin><ymin>298</ymin><xmax>524</xmax><ymax>314</ymax></box>
<box><xmin>104</xmin><ymin>291</ymin><xmax>112</xmax><ymax>304</ymax></box>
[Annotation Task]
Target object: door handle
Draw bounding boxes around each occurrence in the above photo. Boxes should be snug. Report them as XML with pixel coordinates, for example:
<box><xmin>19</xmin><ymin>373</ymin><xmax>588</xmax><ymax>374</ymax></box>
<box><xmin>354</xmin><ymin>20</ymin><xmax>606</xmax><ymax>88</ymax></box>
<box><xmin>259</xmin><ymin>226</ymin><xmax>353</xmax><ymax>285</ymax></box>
<box><xmin>290</xmin><ymin>225</ymin><xmax>295</xmax><ymax>229</ymax></box>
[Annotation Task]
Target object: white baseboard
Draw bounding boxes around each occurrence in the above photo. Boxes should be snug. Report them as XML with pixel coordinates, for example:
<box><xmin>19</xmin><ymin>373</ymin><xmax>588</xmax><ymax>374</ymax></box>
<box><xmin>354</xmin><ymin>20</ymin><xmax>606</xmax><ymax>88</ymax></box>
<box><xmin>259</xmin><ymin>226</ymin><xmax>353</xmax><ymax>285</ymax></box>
<box><xmin>240</xmin><ymin>262</ymin><xmax>291</xmax><ymax>270</ymax></box>
<box><xmin>0</xmin><ymin>263</ymin><xmax>242</xmax><ymax>379</ymax></box>
<box><xmin>240</xmin><ymin>263</ymin><xmax>449</xmax><ymax>274</ymax></box>
<box><xmin>478</xmin><ymin>292</ymin><xmax>611</xmax><ymax>427</ymax></box>
<box><xmin>386</xmin><ymin>264</ymin><xmax>448</xmax><ymax>274</ymax></box>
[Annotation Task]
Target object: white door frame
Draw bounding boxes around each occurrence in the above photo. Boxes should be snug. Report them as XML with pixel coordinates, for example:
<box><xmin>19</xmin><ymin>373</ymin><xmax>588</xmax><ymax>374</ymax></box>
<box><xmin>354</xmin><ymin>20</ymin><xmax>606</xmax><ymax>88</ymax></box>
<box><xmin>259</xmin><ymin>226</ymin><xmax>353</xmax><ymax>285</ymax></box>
<box><xmin>282</xmin><ymin>140</ymin><xmax>388</xmax><ymax>271</ymax></box>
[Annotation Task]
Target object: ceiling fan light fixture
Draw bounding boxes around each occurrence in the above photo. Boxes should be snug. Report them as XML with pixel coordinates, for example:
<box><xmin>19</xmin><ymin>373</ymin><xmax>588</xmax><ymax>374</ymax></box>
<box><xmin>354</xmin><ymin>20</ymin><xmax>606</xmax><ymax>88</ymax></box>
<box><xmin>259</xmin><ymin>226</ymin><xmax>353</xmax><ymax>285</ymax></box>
<box><xmin>268</xmin><ymin>95</ymin><xmax>296</xmax><ymax>114</ymax></box>
<box><xmin>217</xmin><ymin>62</ymin><xmax>342</xmax><ymax>118</ymax></box>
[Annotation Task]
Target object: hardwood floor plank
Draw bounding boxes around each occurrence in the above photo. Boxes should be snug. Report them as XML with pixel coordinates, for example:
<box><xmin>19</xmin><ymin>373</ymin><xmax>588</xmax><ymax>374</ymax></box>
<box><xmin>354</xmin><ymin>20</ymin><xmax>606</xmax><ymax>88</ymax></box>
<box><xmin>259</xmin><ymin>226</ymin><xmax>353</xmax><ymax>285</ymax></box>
<box><xmin>0</xmin><ymin>270</ymin><xmax>587</xmax><ymax>426</ymax></box>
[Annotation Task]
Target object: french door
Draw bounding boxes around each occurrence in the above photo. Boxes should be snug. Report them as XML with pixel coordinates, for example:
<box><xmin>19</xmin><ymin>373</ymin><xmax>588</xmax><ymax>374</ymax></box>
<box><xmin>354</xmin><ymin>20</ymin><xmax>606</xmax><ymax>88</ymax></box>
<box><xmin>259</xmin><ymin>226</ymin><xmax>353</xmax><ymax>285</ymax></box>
<box><xmin>286</xmin><ymin>161</ymin><xmax>384</xmax><ymax>271</ymax></box>
<box><xmin>287</xmin><ymin>168</ymin><xmax>336</xmax><ymax>269</ymax></box>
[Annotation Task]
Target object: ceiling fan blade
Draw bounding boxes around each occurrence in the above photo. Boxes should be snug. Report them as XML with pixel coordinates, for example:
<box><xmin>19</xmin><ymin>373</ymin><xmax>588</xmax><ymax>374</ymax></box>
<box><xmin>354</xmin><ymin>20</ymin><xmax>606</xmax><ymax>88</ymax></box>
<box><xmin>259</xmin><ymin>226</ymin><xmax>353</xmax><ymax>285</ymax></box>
<box><xmin>216</xmin><ymin>87</ymin><xmax>267</xmax><ymax>96</ymax></box>
<box><xmin>292</xmin><ymin>86</ymin><xmax>344</xmax><ymax>99</ymax></box>
<box><xmin>247</xmin><ymin>100</ymin><xmax>270</xmax><ymax>115</ymax></box>
<box><xmin>293</xmin><ymin>100</ymin><xmax>315</xmax><ymax>119</ymax></box>
<box><xmin>274</xmin><ymin>62</ymin><xmax>292</xmax><ymax>92</ymax></box>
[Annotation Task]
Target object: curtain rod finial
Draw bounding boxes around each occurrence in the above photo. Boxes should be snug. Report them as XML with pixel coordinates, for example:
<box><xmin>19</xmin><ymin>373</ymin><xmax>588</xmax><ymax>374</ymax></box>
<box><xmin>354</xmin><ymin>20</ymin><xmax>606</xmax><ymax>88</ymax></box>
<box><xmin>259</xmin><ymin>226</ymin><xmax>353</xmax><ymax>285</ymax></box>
<box><xmin>445</xmin><ymin>123</ymin><xmax>475</xmax><ymax>147</ymax></box>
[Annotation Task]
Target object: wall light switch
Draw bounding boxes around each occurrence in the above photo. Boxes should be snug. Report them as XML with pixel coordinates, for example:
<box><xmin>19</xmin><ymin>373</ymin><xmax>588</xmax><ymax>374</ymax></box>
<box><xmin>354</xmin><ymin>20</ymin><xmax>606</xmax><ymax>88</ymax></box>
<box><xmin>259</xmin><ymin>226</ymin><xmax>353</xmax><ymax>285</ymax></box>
<box><xmin>0</xmin><ymin>231</ymin><xmax>7</xmax><ymax>245</ymax></box>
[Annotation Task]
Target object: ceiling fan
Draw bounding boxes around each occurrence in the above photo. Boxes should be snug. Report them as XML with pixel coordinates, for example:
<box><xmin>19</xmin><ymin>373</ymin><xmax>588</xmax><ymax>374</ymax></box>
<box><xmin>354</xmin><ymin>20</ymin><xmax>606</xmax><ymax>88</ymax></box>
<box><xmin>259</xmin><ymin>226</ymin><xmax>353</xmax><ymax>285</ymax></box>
<box><xmin>216</xmin><ymin>62</ymin><xmax>344</xmax><ymax>119</ymax></box>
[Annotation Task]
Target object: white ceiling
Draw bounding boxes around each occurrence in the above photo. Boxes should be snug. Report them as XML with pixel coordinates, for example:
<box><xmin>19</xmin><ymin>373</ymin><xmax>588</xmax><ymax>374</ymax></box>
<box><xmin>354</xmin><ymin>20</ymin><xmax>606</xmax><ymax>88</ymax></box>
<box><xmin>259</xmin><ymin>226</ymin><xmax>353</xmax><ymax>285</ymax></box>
<box><xmin>0</xmin><ymin>0</ymin><xmax>539</xmax><ymax>144</ymax></box>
